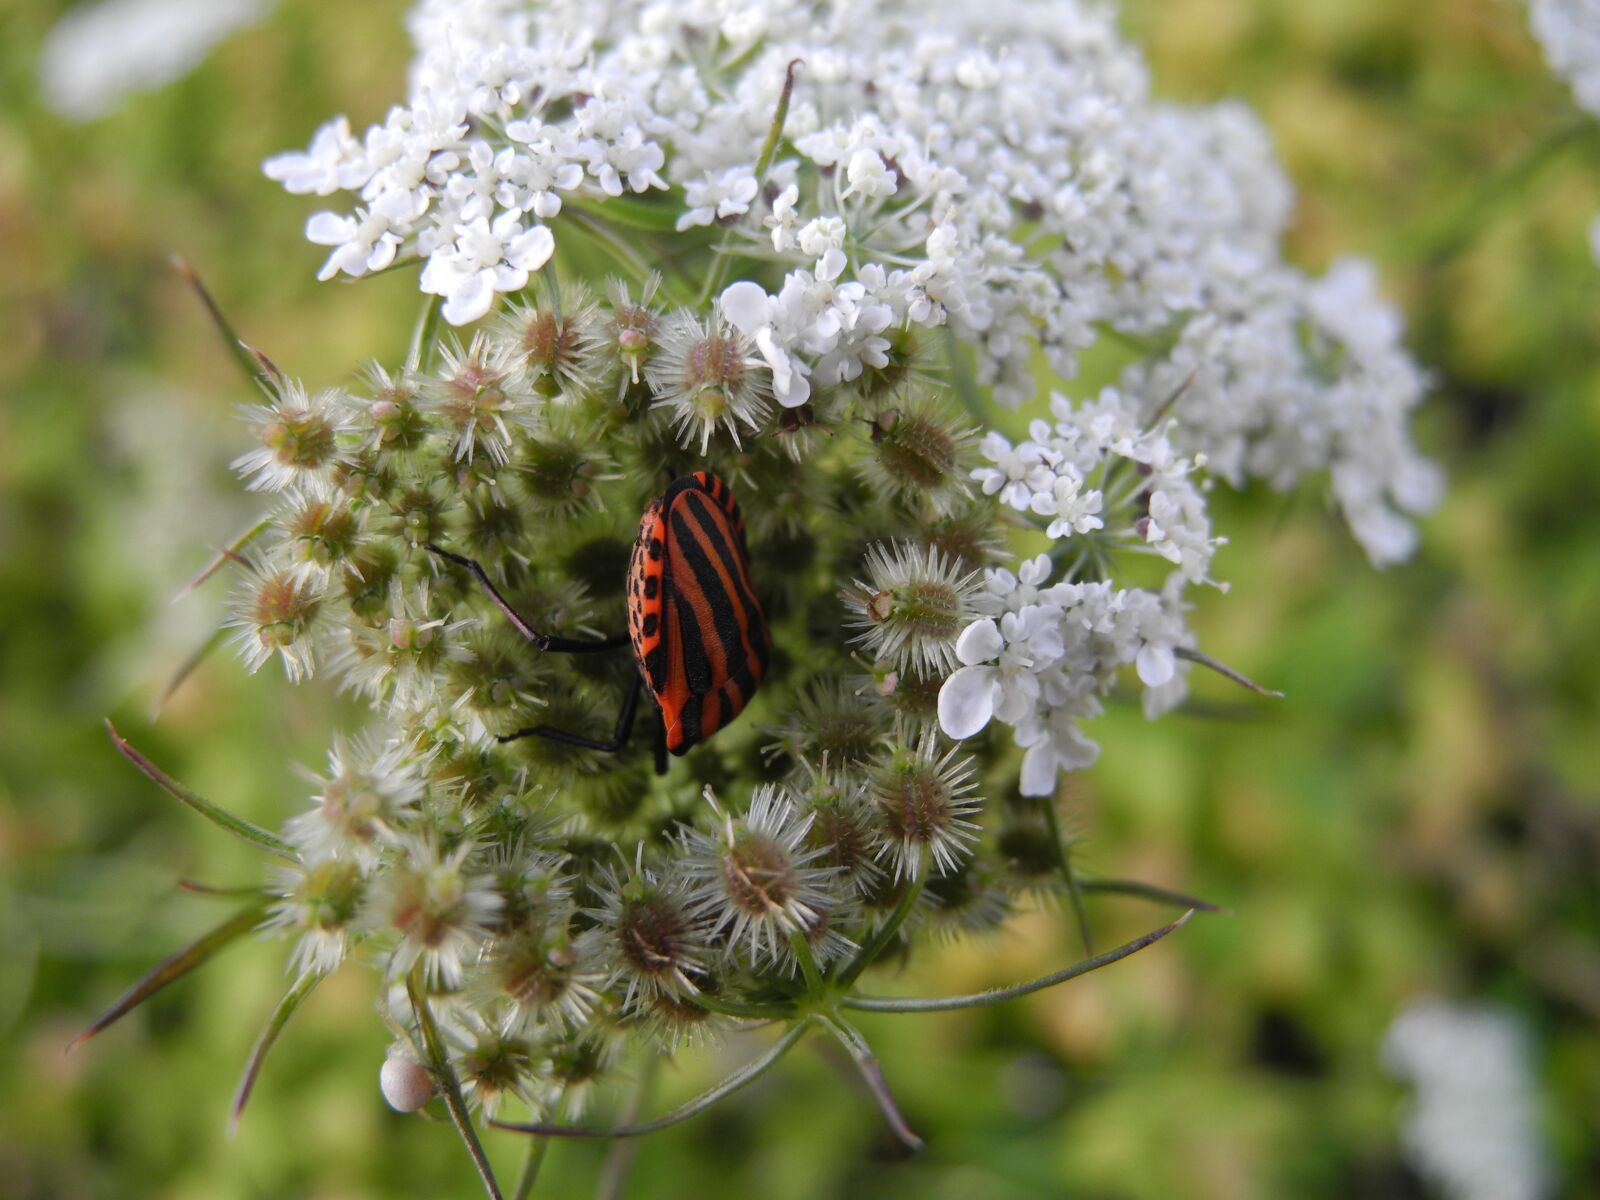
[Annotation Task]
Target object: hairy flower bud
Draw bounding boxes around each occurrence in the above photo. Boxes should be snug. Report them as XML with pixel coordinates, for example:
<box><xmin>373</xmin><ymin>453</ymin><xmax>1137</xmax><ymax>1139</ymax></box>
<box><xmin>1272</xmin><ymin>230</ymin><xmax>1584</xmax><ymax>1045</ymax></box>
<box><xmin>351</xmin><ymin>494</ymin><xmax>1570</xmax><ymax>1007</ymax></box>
<box><xmin>227</xmin><ymin>558</ymin><xmax>324</xmax><ymax>680</ymax></box>
<box><xmin>858</xmin><ymin>394</ymin><xmax>975</xmax><ymax>515</ymax></box>
<box><xmin>645</xmin><ymin>312</ymin><xmax>771</xmax><ymax>453</ymax></box>
<box><xmin>869</xmin><ymin>735</ymin><xmax>983</xmax><ymax>880</ymax></box>
<box><xmin>843</xmin><ymin>541</ymin><xmax>980</xmax><ymax>676</ymax></box>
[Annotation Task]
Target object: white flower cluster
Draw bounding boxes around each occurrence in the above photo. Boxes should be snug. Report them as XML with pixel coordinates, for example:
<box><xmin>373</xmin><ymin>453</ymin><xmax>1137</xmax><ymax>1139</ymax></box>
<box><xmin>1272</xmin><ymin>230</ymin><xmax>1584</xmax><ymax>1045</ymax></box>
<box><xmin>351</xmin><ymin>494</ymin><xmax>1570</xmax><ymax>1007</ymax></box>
<box><xmin>1528</xmin><ymin>0</ymin><xmax>1600</xmax><ymax>117</ymax></box>
<box><xmin>268</xmin><ymin>0</ymin><xmax>1436</xmax><ymax>545</ymax></box>
<box><xmin>938</xmin><ymin>554</ymin><xmax>1191</xmax><ymax>796</ymax></box>
<box><xmin>1526</xmin><ymin>0</ymin><xmax>1600</xmax><ymax>264</ymax></box>
<box><xmin>973</xmin><ymin>387</ymin><xmax>1224</xmax><ymax>585</ymax></box>
<box><xmin>267</xmin><ymin>0</ymin><xmax>1441</xmax><ymax>799</ymax></box>
<box><xmin>38</xmin><ymin>0</ymin><xmax>267</xmax><ymax>122</ymax></box>
<box><xmin>1382</xmin><ymin>1000</ymin><xmax>1552</xmax><ymax>1200</ymax></box>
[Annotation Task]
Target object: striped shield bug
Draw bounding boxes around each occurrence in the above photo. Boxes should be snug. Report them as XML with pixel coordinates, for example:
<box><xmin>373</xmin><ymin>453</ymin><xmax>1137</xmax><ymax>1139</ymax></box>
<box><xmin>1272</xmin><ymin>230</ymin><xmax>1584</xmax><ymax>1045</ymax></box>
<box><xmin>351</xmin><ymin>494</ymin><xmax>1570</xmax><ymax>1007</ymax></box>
<box><xmin>429</xmin><ymin>471</ymin><xmax>771</xmax><ymax>773</ymax></box>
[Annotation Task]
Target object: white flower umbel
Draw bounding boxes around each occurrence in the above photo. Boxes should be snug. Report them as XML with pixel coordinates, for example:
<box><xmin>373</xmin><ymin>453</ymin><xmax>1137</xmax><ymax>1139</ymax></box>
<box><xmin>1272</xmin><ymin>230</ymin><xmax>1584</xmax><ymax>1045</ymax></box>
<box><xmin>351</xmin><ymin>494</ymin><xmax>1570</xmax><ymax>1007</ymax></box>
<box><xmin>843</xmin><ymin>541</ymin><xmax>980</xmax><ymax>678</ymax></box>
<box><xmin>225</xmin><ymin>550</ymin><xmax>325</xmax><ymax>682</ymax></box>
<box><xmin>868</xmin><ymin>734</ymin><xmax>982</xmax><ymax>881</ymax></box>
<box><xmin>1382</xmin><ymin>999</ymin><xmax>1552</xmax><ymax>1200</ymax></box>
<box><xmin>265</xmin><ymin>0</ymin><xmax>1437</xmax><ymax>562</ymax></box>
<box><xmin>1527</xmin><ymin>0</ymin><xmax>1600</xmax><ymax>274</ymax></box>
<box><xmin>586</xmin><ymin>851</ymin><xmax>709</xmax><ymax>1008</ymax></box>
<box><xmin>1528</xmin><ymin>0</ymin><xmax>1600</xmax><ymax>117</ymax></box>
<box><xmin>440</xmin><ymin>1010</ymin><xmax>541</xmax><ymax>1118</ymax></box>
<box><xmin>232</xmin><ymin>375</ymin><xmax>352</xmax><ymax>494</ymax></box>
<box><xmin>644</xmin><ymin>310</ymin><xmax>772</xmax><ymax>453</ymax></box>
<box><xmin>482</xmin><ymin>921</ymin><xmax>604</xmax><ymax>1031</ymax></box>
<box><xmin>938</xmin><ymin>555</ymin><xmax>1196</xmax><ymax>796</ymax></box>
<box><xmin>329</xmin><ymin>580</ymin><xmax>474</xmax><ymax>716</ymax></box>
<box><xmin>423</xmin><ymin>334</ymin><xmax>539</xmax><ymax>465</ymax></box>
<box><xmin>265</xmin><ymin>857</ymin><xmax>365</xmax><ymax>977</ymax></box>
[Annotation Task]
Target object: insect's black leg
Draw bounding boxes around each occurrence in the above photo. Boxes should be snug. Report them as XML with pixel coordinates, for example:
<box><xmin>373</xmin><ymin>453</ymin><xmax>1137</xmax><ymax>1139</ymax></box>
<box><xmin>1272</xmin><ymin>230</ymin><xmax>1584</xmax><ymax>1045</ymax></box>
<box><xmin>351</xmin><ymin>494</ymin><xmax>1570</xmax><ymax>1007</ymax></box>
<box><xmin>497</xmin><ymin>672</ymin><xmax>644</xmax><ymax>752</ymax></box>
<box><xmin>652</xmin><ymin>710</ymin><xmax>667</xmax><ymax>776</ymax></box>
<box><xmin>427</xmin><ymin>543</ymin><xmax>629</xmax><ymax>653</ymax></box>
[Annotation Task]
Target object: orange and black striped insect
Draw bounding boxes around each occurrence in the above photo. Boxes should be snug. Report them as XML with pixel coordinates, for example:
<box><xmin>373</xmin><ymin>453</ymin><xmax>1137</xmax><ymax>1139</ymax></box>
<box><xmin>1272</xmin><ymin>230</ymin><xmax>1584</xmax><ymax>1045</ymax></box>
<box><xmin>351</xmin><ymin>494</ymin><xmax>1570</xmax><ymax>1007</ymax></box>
<box><xmin>429</xmin><ymin>471</ymin><xmax>771</xmax><ymax>774</ymax></box>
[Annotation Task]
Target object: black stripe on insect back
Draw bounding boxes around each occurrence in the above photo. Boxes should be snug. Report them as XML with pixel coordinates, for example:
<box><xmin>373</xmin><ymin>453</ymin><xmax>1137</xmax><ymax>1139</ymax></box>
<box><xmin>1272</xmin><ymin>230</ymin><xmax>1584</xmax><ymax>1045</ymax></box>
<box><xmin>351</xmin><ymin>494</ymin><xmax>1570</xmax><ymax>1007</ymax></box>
<box><xmin>668</xmin><ymin>584</ymin><xmax>715</xmax><ymax>696</ymax></box>
<box><xmin>669</xmin><ymin>504</ymin><xmax>756</xmax><ymax>683</ymax></box>
<box><xmin>684</xmin><ymin>494</ymin><xmax>768</xmax><ymax>671</ymax></box>
<box><xmin>679</xmin><ymin>491</ymin><xmax>762</xmax><ymax>642</ymax></box>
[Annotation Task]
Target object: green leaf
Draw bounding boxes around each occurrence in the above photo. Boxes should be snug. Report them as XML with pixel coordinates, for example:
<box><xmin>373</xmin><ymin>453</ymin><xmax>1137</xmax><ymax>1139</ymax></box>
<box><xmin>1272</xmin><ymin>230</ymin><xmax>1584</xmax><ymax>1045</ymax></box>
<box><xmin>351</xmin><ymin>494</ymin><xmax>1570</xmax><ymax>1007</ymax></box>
<box><xmin>68</xmin><ymin>902</ymin><xmax>266</xmax><ymax>1052</ymax></box>
<box><xmin>105</xmin><ymin>720</ymin><xmax>298</xmax><ymax>862</ymax></box>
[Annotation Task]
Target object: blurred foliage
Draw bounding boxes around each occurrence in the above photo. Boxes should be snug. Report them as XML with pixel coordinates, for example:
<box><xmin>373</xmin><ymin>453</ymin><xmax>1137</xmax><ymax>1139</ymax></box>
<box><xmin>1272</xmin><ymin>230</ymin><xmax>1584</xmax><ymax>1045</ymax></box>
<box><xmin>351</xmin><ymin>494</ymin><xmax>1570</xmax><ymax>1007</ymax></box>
<box><xmin>1</xmin><ymin>0</ymin><xmax>1597</xmax><ymax>1196</ymax></box>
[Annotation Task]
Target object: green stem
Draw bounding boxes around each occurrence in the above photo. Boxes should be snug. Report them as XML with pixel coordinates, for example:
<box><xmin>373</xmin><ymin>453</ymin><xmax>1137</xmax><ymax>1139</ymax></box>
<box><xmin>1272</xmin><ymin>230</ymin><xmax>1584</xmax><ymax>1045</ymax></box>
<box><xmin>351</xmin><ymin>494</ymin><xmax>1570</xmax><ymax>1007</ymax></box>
<box><xmin>837</xmin><ymin>880</ymin><xmax>924</xmax><ymax>989</ymax></box>
<box><xmin>1173</xmin><ymin>646</ymin><xmax>1283</xmax><ymax>698</ymax></box>
<box><xmin>560</xmin><ymin>208</ymin><xmax>697</xmax><ymax>307</ymax></box>
<box><xmin>789</xmin><ymin>929</ymin><xmax>824</xmax><ymax>994</ymax></box>
<box><xmin>150</xmin><ymin>625</ymin><xmax>229</xmax><ymax>720</ymax></box>
<box><xmin>754</xmin><ymin>58</ymin><xmax>802</xmax><ymax>180</ymax></box>
<box><xmin>1419</xmin><ymin>119</ymin><xmax>1592</xmax><ymax>266</ymax></box>
<box><xmin>1079</xmin><ymin>877</ymin><xmax>1229</xmax><ymax>915</ymax></box>
<box><xmin>510</xmin><ymin>1135</ymin><xmax>549</xmax><ymax>1200</ymax></box>
<box><xmin>171</xmin><ymin>255</ymin><xmax>262</xmax><ymax>387</ymax></box>
<box><xmin>594</xmin><ymin>1055</ymin><xmax>660</xmax><ymax>1200</ymax></box>
<box><xmin>407</xmin><ymin>967</ymin><xmax>504</xmax><ymax>1200</ymax></box>
<box><xmin>696</xmin><ymin>59</ymin><xmax>803</xmax><ymax>307</ymax></box>
<box><xmin>230</xmin><ymin>969</ymin><xmax>323</xmax><ymax>1133</ymax></box>
<box><xmin>406</xmin><ymin>293</ymin><xmax>445</xmax><ymax>373</ymax></box>
<box><xmin>490</xmin><ymin>1021</ymin><xmax>812</xmax><ymax>1139</ymax></box>
<box><xmin>685</xmin><ymin>989</ymin><xmax>794</xmax><ymax>1021</ymax></box>
<box><xmin>945</xmin><ymin>328</ymin><xmax>994</xmax><ymax>430</ymax></box>
<box><xmin>843</xmin><ymin>910</ymin><xmax>1193</xmax><ymax>1012</ymax></box>
<box><xmin>171</xmin><ymin>516</ymin><xmax>273</xmax><ymax>600</ymax></box>
<box><xmin>69</xmin><ymin>901</ymin><xmax>267</xmax><ymax>1051</ymax></box>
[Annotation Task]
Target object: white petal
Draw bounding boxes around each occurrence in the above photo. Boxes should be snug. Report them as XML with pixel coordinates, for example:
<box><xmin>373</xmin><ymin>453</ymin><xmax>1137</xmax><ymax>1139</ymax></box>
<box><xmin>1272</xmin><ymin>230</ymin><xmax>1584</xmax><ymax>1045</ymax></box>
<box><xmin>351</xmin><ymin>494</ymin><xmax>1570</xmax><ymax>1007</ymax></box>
<box><xmin>1136</xmin><ymin>642</ymin><xmax>1175</xmax><ymax>688</ymax></box>
<box><xmin>442</xmin><ymin>270</ymin><xmax>495</xmax><ymax>325</ymax></box>
<box><xmin>938</xmin><ymin>666</ymin><xmax>996</xmax><ymax>740</ymax></box>
<box><xmin>773</xmin><ymin>361</ymin><xmax>811</xmax><ymax>408</ymax></box>
<box><xmin>505</xmin><ymin>224</ymin><xmax>554</xmax><ymax>271</ymax></box>
<box><xmin>816</xmin><ymin>246</ymin><xmax>846</xmax><ymax>281</ymax></box>
<box><xmin>955</xmin><ymin>618</ymin><xmax>1003</xmax><ymax>666</ymax></box>
<box><xmin>305</xmin><ymin>211</ymin><xmax>353</xmax><ymax>245</ymax></box>
<box><xmin>1018</xmin><ymin>745</ymin><xmax>1057</xmax><ymax>797</ymax></box>
<box><xmin>720</xmin><ymin>281</ymin><xmax>771</xmax><ymax>333</ymax></box>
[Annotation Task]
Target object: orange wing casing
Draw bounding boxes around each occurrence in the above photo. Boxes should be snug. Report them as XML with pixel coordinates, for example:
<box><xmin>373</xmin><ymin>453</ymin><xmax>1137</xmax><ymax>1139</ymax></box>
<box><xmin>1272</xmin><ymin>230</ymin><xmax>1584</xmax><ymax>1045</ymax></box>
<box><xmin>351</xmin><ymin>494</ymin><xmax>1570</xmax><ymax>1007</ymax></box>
<box><xmin>626</xmin><ymin>472</ymin><xmax>770</xmax><ymax>755</ymax></box>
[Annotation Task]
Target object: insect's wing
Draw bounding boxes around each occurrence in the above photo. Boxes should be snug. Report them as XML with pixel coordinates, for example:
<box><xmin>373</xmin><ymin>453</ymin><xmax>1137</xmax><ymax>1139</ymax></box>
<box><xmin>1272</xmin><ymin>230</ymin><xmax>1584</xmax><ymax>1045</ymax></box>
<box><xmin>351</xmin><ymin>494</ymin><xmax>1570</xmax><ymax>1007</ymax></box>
<box><xmin>658</xmin><ymin>480</ymin><xmax>770</xmax><ymax>754</ymax></box>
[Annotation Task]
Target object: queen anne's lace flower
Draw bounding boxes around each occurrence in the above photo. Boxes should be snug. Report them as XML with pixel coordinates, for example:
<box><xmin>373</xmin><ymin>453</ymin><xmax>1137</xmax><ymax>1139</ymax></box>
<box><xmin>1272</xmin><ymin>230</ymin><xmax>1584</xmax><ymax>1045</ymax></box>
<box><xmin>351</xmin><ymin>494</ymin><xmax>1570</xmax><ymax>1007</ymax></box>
<box><xmin>116</xmin><ymin>0</ymin><xmax>1447</xmax><ymax>1152</ymax></box>
<box><xmin>266</xmin><ymin>0</ymin><xmax>1437</xmax><ymax>566</ymax></box>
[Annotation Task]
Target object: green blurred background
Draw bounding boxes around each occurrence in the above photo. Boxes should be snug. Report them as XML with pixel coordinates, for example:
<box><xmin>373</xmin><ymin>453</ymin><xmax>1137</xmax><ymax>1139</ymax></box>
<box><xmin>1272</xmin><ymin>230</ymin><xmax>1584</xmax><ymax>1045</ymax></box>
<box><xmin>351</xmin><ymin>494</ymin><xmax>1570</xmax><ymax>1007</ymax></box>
<box><xmin>1</xmin><ymin>0</ymin><xmax>1597</xmax><ymax>1196</ymax></box>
